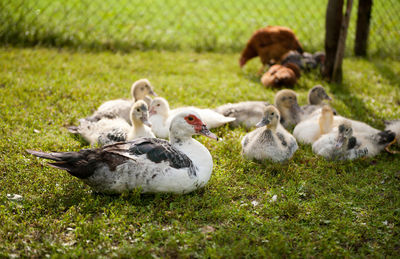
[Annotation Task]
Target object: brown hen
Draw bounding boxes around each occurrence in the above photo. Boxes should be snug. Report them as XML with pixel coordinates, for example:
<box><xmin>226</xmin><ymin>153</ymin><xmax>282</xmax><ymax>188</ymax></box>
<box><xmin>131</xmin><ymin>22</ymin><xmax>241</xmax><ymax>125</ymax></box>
<box><xmin>261</xmin><ymin>63</ymin><xmax>301</xmax><ymax>88</ymax></box>
<box><xmin>239</xmin><ymin>26</ymin><xmax>303</xmax><ymax>73</ymax></box>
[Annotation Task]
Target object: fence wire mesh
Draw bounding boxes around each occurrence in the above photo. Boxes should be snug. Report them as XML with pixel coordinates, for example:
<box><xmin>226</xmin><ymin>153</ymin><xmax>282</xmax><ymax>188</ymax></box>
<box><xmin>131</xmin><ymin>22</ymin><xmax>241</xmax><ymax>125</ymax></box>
<box><xmin>0</xmin><ymin>0</ymin><xmax>399</xmax><ymax>58</ymax></box>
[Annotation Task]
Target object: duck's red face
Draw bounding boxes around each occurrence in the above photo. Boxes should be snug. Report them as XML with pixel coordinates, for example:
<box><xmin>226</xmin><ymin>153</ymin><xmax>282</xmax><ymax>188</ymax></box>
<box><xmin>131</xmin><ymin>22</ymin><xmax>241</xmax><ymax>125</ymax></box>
<box><xmin>184</xmin><ymin>114</ymin><xmax>218</xmax><ymax>140</ymax></box>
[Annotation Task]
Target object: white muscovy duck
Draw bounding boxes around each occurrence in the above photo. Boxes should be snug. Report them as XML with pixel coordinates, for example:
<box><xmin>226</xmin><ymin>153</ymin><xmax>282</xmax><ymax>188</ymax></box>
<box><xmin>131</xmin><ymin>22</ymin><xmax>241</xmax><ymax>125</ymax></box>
<box><xmin>86</xmin><ymin>78</ymin><xmax>157</xmax><ymax>124</ymax></box>
<box><xmin>69</xmin><ymin>100</ymin><xmax>155</xmax><ymax>146</ymax></box>
<box><xmin>149</xmin><ymin>97</ymin><xmax>235</xmax><ymax>139</ymax></box>
<box><xmin>241</xmin><ymin>105</ymin><xmax>298</xmax><ymax>162</ymax></box>
<box><xmin>27</xmin><ymin>111</ymin><xmax>218</xmax><ymax>194</ymax></box>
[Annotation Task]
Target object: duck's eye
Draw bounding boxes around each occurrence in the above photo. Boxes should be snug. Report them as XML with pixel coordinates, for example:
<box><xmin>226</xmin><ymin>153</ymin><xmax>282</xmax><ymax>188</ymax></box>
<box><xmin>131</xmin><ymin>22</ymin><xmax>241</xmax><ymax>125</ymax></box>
<box><xmin>271</xmin><ymin>112</ymin><xmax>274</xmax><ymax>116</ymax></box>
<box><xmin>188</xmin><ymin>116</ymin><xmax>194</xmax><ymax>121</ymax></box>
<box><xmin>136</xmin><ymin>108</ymin><xmax>140</xmax><ymax>112</ymax></box>
<box><xmin>157</xmin><ymin>104</ymin><xmax>160</xmax><ymax>107</ymax></box>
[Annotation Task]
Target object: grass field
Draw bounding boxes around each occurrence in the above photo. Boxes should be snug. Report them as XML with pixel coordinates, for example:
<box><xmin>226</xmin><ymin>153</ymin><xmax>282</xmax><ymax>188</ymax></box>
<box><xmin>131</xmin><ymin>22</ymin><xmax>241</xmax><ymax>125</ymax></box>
<box><xmin>0</xmin><ymin>47</ymin><xmax>399</xmax><ymax>257</ymax></box>
<box><xmin>1</xmin><ymin>0</ymin><xmax>400</xmax><ymax>57</ymax></box>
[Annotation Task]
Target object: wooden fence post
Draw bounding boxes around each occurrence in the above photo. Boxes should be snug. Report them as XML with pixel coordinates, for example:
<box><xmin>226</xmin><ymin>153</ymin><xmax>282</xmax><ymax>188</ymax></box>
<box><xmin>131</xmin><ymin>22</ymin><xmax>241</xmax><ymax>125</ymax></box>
<box><xmin>323</xmin><ymin>0</ymin><xmax>343</xmax><ymax>80</ymax></box>
<box><xmin>323</xmin><ymin>0</ymin><xmax>353</xmax><ymax>83</ymax></box>
<box><xmin>355</xmin><ymin>0</ymin><xmax>373</xmax><ymax>56</ymax></box>
<box><xmin>332</xmin><ymin>0</ymin><xmax>353</xmax><ymax>82</ymax></box>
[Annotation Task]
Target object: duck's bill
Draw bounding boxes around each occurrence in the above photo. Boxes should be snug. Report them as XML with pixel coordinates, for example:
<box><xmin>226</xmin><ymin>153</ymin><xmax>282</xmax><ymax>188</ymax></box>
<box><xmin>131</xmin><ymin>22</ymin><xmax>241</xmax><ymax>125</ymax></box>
<box><xmin>198</xmin><ymin>125</ymin><xmax>218</xmax><ymax>140</ymax></box>
<box><xmin>335</xmin><ymin>136</ymin><xmax>345</xmax><ymax>149</ymax></box>
<box><xmin>141</xmin><ymin>116</ymin><xmax>152</xmax><ymax>127</ymax></box>
<box><xmin>256</xmin><ymin>118</ymin><xmax>269</xmax><ymax>128</ymax></box>
<box><xmin>149</xmin><ymin>107</ymin><xmax>156</xmax><ymax>116</ymax></box>
<box><xmin>325</xmin><ymin>94</ymin><xmax>333</xmax><ymax>101</ymax></box>
<box><xmin>149</xmin><ymin>89</ymin><xmax>158</xmax><ymax>96</ymax></box>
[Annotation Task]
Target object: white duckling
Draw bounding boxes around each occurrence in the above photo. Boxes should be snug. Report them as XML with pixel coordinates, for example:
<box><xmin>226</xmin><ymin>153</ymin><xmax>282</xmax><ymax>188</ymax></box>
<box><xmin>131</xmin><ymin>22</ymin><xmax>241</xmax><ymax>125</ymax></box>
<box><xmin>70</xmin><ymin>100</ymin><xmax>154</xmax><ymax>146</ymax></box>
<box><xmin>88</xmin><ymin>79</ymin><xmax>157</xmax><ymax>124</ymax></box>
<box><xmin>149</xmin><ymin>97</ymin><xmax>235</xmax><ymax>139</ymax></box>
<box><xmin>27</xmin><ymin>111</ymin><xmax>218</xmax><ymax>194</ymax></box>
<box><xmin>293</xmin><ymin>105</ymin><xmax>334</xmax><ymax>144</ymax></box>
<box><xmin>385</xmin><ymin>119</ymin><xmax>400</xmax><ymax>144</ymax></box>
<box><xmin>213</xmin><ymin>101</ymin><xmax>269</xmax><ymax>129</ymax></box>
<box><xmin>241</xmin><ymin>105</ymin><xmax>298</xmax><ymax>162</ymax></box>
<box><xmin>312</xmin><ymin>121</ymin><xmax>395</xmax><ymax>160</ymax></box>
<box><xmin>274</xmin><ymin>89</ymin><xmax>303</xmax><ymax>128</ymax></box>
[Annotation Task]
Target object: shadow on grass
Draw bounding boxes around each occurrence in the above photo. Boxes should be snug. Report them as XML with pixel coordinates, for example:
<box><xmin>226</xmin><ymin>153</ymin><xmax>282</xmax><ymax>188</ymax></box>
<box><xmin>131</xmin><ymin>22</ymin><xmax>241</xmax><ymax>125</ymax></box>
<box><xmin>328</xmin><ymin>80</ymin><xmax>386</xmax><ymax>128</ymax></box>
<box><xmin>373</xmin><ymin>61</ymin><xmax>400</xmax><ymax>89</ymax></box>
<box><xmin>36</xmin><ymin>181</ymin><xmax>211</xmax><ymax>217</ymax></box>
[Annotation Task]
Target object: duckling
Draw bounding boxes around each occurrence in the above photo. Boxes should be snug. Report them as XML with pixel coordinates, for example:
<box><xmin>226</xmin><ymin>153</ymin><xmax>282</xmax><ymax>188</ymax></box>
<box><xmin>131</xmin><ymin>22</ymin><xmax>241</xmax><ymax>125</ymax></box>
<box><xmin>312</xmin><ymin>121</ymin><xmax>361</xmax><ymax>160</ymax></box>
<box><xmin>261</xmin><ymin>63</ymin><xmax>301</xmax><ymax>88</ymax></box>
<box><xmin>241</xmin><ymin>105</ymin><xmax>298</xmax><ymax>162</ymax></box>
<box><xmin>293</xmin><ymin>105</ymin><xmax>334</xmax><ymax>144</ymax></box>
<box><xmin>312</xmin><ymin>121</ymin><xmax>395</xmax><ymax>160</ymax></box>
<box><xmin>87</xmin><ymin>79</ymin><xmax>157</xmax><ymax>124</ymax></box>
<box><xmin>385</xmin><ymin>120</ymin><xmax>400</xmax><ymax>144</ymax></box>
<box><xmin>213</xmin><ymin>101</ymin><xmax>269</xmax><ymax>129</ymax></box>
<box><xmin>274</xmin><ymin>89</ymin><xmax>303</xmax><ymax>128</ymax></box>
<box><xmin>149</xmin><ymin>97</ymin><xmax>235</xmax><ymax>139</ymax></box>
<box><xmin>70</xmin><ymin>100</ymin><xmax>154</xmax><ymax>146</ymax></box>
<box><xmin>301</xmin><ymin>85</ymin><xmax>334</xmax><ymax>117</ymax></box>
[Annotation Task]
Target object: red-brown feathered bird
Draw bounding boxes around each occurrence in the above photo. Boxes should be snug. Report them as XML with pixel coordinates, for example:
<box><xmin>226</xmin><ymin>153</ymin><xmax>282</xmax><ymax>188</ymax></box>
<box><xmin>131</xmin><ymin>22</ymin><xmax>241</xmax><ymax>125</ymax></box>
<box><xmin>261</xmin><ymin>62</ymin><xmax>301</xmax><ymax>88</ymax></box>
<box><xmin>239</xmin><ymin>26</ymin><xmax>303</xmax><ymax>73</ymax></box>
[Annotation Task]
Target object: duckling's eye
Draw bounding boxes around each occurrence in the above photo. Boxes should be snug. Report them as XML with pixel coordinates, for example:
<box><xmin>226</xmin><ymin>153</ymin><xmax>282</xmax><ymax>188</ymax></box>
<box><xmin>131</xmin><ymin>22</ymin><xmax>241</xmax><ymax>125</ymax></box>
<box><xmin>136</xmin><ymin>108</ymin><xmax>140</xmax><ymax>112</ymax></box>
<box><xmin>271</xmin><ymin>112</ymin><xmax>274</xmax><ymax>116</ymax></box>
<box><xmin>282</xmin><ymin>97</ymin><xmax>286</xmax><ymax>101</ymax></box>
<box><xmin>188</xmin><ymin>116</ymin><xmax>194</xmax><ymax>121</ymax></box>
<box><xmin>141</xmin><ymin>87</ymin><xmax>144</xmax><ymax>91</ymax></box>
<box><xmin>288</xmin><ymin>96</ymin><xmax>292</xmax><ymax>99</ymax></box>
<box><xmin>157</xmin><ymin>104</ymin><xmax>160</xmax><ymax>107</ymax></box>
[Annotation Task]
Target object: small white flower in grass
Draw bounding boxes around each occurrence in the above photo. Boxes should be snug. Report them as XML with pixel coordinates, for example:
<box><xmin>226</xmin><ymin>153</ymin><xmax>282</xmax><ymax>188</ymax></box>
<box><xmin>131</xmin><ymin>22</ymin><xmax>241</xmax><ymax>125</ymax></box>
<box><xmin>382</xmin><ymin>220</ymin><xmax>388</xmax><ymax>226</ymax></box>
<box><xmin>251</xmin><ymin>200</ymin><xmax>259</xmax><ymax>207</ymax></box>
<box><xmin>7</xmin><ymin>194</ymin><xmax>23</xmax><ymax>201</ymax></box>
<box><xmin>270</xmin><ymin>195</ymin><xmax>278</xmax><ymax>203</ymax></box>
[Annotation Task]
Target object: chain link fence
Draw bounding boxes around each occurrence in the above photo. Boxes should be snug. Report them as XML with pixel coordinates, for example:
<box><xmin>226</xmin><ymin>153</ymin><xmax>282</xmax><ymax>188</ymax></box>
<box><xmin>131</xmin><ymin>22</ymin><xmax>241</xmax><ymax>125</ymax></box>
<box><xmin>0</xmin><ymin>0</ymin><xmax>399</xmax><ymax>58</ymax></box>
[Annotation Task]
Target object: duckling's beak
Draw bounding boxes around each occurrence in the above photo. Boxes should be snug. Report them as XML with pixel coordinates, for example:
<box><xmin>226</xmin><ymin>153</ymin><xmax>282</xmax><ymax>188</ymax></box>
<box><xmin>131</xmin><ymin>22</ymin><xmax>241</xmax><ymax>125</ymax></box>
<box><xmin>149</xmin><ymin>89</ymin><xmax>157</xmax><ymax>96</ymax></box>
<box><xmin>256</xmin><ymin>117</ymin><xmax>270</xmax><ymax>128</ymax></box>
<box><xmin>141</xmin><ymin>114</ymin><xmax>152</xmax><ymax>127</ymax></box>
<box><xmin>325</xmin><ymin>94</ymin><xmax>333</xmax><ymax>101</ymax></box>
<box><xmin>149</xmin><ymin>107</ymin><xmax>156</xmax><ymax>116</ymax></box>
<box><xmin>335</xmin><ymin>135</ymin><xmax>345</xmax><ymax>149</ymax></box>
<box><xmin>198</xmin><ymin>124</ymin><xmax>218</xmax><ymax>140</ymax></box>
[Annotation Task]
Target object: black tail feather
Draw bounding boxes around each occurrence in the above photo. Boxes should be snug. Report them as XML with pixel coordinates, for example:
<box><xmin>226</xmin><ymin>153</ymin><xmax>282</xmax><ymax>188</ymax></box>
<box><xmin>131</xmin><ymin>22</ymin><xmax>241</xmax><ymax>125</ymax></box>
<box><xmin>26</xmin><ymin>149</ymin><xmax>97</xmax><ymax>179</ymax></box>
<box><xmin>26</xmin><ymin>149</ymin><xmax>66</xmax><ymax>161</ymax></box>
<box><xmin>377</xmin><ymin>130</ymin><xmax>395</xmax><ymax>145</ymax></box>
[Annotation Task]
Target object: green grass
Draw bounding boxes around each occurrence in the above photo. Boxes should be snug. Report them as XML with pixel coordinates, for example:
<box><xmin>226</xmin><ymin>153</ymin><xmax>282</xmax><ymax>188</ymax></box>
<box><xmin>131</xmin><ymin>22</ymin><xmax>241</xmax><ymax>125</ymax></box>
<box><xmin>1</xmin><ymin>47</ymin><xmax>400</xmax><ymax>257</ymax></box>
<box><xmin>1</xmin><ymin>0</ymin><xmax>399</xmax><ymax>57</ymax></box>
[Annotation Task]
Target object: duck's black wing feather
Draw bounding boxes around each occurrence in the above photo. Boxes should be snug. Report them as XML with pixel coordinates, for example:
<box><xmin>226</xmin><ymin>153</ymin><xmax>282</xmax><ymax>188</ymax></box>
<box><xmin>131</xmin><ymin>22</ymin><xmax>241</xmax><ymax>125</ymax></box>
<box><xmin>106</xmin><ymin>138</ymin><xmax>197</xmax><ymax>177</ymax></box>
